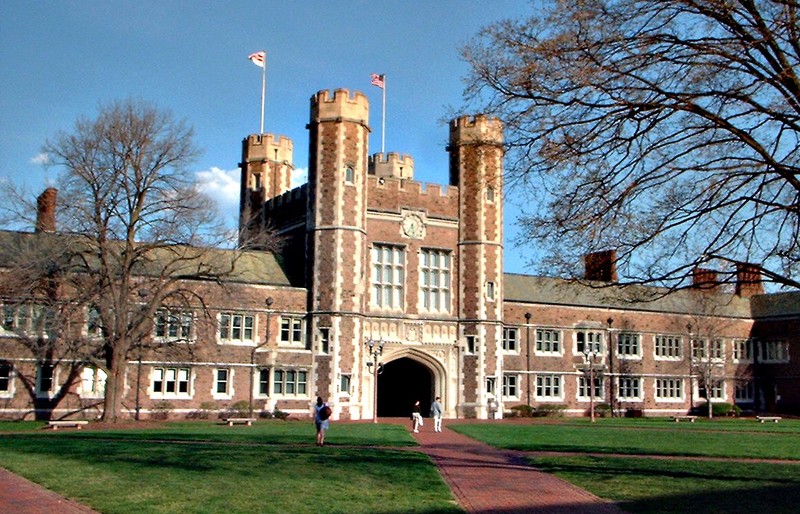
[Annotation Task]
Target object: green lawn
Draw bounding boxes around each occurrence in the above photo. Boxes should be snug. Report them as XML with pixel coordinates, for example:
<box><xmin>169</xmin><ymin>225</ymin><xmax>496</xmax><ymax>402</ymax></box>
<box><xmin>450</xmin><ymin>418</ymin><xmax>800</xmax><ymax>513</ymax></box>
<box><xmin>0</xmin><ymin>420</ymin><xmax>461</xmax><ymax>514</ymax></box>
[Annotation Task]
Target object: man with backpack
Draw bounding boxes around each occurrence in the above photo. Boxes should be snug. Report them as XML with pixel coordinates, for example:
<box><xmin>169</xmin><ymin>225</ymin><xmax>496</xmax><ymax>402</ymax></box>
<box><xmin>314</xmin><ymin>396</ymin><xmax>331</xmax><ymax>446</ymax></box>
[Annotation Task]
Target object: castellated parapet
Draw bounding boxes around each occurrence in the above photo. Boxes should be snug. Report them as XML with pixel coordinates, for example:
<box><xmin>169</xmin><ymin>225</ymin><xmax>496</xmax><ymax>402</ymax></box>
<box><xmin>369</xmin><ymin>152</ymin><xmax>414</xmax><ymax>179</ymax></box>
<box><xmin>310</xmin><ymin>89</ymin><xmax>369</xmax><ymax>126</ymax></box>
<box><xmin>449</xmin><ymin>114</ymin><xmax>504</xmax><ymax>146</ymax></box>
<box><xmin>242</xmin><ymin>134</ymin><xmax>293</xmax><ymax>164</ymax></box>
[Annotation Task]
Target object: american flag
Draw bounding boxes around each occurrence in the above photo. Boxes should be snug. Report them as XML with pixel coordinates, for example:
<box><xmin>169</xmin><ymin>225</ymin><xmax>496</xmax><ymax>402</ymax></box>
<box><xmin>371</xmin><ymin>73</ymin><xmax>385</xmax><ymax>89</ymax></box>
<box><xmin>248</xmin><ymin>51</ymin><xmax>266</xmax><ymax>68</ymax></box>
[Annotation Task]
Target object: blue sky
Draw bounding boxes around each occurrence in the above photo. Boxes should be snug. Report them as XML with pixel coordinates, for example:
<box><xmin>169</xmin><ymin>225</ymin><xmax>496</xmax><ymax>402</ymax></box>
<box><xmin>0</xmin><ymin>0</ymin><xmax>534</xmax><ymax>274</ymax></box>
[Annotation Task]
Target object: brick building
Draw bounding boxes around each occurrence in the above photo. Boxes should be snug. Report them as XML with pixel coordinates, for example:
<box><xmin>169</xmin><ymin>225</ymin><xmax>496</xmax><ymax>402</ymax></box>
<box><xmin>1</xmin><ymin>88</ymin><xmax>798</xmax><ymax>420</ymax></box>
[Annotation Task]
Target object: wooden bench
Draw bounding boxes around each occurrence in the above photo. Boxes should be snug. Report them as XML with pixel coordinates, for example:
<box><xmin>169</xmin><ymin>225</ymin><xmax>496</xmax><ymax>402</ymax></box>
<box><xmin>672</xmin><ymin>415</ymin><xmax>698</xmax><ymax>422</ymax></box>
<box><xmin>48</xmin><ymin>420</ymin><xmax>89</xmax><ymax>430</ymax></box>
<box><xmin>756</xmin><ymin>416</ymin><xmax>782</xmax><ymax>423</ymax></box>
<box><xmin>221</xmin><ymin>417</ymin><xmax>256</xmax><ymax>426</ymax></box>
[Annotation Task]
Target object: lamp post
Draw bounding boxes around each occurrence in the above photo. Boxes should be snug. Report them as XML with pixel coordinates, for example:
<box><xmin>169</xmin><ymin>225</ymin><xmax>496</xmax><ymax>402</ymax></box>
<box><xmin>524</xmin><ymin>312</ymin><xmax>532</xmax><ymax>408</ymax></box>
<box><xmin>249</xmin><ymin>297</ymin><xmax>273</xmax><ymax>418</ymax></box>
<box><xmin>365</xmin><ymin>338</ymin><xmax>385</xmax><ymax>423</ymax></box>
<box><xmin>583</xmin><ymin>346</ymin><xmax>600</xmax><ymax>422</ymax></box>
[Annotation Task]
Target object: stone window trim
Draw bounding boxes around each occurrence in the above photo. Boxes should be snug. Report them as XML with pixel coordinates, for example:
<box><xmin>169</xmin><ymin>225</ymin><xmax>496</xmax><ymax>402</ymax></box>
<box><xmin>617</xmin><ymin>376</ymin><xmax>644</xmax><ymax>401</ymax></box>
<box><xmin>0</xmin><ymin>361</ymin><xmax>15</xmax><ymax>398</ymax></box>
<box><xmin>150</xmin><ymin>366</ymin><xmax>193</xmax><ymax>399</ymax></box>
<box><xmin>502</xmin><ymin>327</ymin><xmax>519</xmax><ymax>354</ymax></box>
<box><xmin>535</xmin><ymin>328</ymin><xmax>563</xmax><ymax>356</ymax></box>
<box><xmin>535</xmin><ymin>373</ymin><xmax>564</xmax><ymax>402</ymax></box>
<box><xmin>212</xmin><ymin>367</ymin><xmax>235</xmax><ymax>399</ymax></box>
<box><xmin>616</xmin><ymin>332</ymin><xmax>642</xmax><ymax>360</ymax></box>
<box><xmin>654</xmin><ymin>335</ymin><xmax>683</xmax><ymax>360</ymax></box>
<box><xmin>79</xmin><ymin>366</ymin><xmax>107</xmax><ymax>399</ymax></box>
<box><xmin>217</xmin><ymin>312</ymin><xmax>257</xmax><ymax>346</ymax></box>
<box><xmin>654</xmin><ymin>377</ymin><xmax>684</xmax><ymax>402</ymax></box>
<box><xmin>576</xmin><ymin>374</ymin><xmax>604</xmax><ymax>401</ymax></box>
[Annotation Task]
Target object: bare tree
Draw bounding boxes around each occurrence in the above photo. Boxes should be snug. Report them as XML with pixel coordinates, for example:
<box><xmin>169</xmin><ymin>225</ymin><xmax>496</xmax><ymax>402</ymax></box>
<box><xmin>1</xmin><ymin>99</ymin><xmax>251</xmax><ymax>422</ymax></box>
<box><xmin>462</xmin><ymin>0</ymin><xmax>800</xmax><ymax>290</ymax></box>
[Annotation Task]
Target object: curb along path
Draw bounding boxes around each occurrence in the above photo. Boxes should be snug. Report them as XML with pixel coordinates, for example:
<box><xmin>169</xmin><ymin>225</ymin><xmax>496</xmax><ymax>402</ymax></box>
<box><xmin>411</xmin><ymin>425</ymin><xmax>624</xmax><ymax>514</ymax></box>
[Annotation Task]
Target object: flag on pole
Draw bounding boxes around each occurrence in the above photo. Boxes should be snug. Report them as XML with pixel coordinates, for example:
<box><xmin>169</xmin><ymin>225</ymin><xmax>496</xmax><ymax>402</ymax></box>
<box><xmin>371</xmin><ymin>73</ymin><xmax>385</xmax><ymax>89</ymax></box>
<box><xmin>249</xmin><ymin>51</ymin><xmax>266</xmax><ymax>68</ymax></box>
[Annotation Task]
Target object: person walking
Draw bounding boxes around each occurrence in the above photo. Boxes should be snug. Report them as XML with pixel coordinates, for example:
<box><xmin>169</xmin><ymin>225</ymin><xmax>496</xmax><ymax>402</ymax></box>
<box><xmin>411</xmin><ymin>400</ymin><xmax>423</xmax><ymax>433</ymax></box>
<box><xmin>314</xmin><ymin>396</ymin><xmax>331</xmax><ymax>446</ymax></box>
<box><xmin>430</xmin><ymin>396</ymin><xmax>443</xmax><ymax>432</ymax></box>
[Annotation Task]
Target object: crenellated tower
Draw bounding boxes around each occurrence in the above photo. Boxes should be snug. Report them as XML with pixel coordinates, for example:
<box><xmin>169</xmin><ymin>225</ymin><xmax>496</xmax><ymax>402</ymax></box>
<box><xmin>238</xmin><ymin>134</ymin><xmax>294</xmax><ymax>246</ymax></box>
<box><xmin>448</xmin><ymin>114</ymin><xmax>504</xmax><ymax>418</ymax></box>
<box><xmin>306</xmin><ymin>89</ymin><xmax>371</xmax><ymax>418</ymax></box>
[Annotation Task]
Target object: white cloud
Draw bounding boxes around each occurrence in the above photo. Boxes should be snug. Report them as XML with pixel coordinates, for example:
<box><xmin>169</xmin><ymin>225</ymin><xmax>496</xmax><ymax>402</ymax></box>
<box><xmin>291</xmin><ymin>167</ymin><xmax>308</xmax><ymax>188</ymax></box>
<box><xmin>195</xmin><ymin>167</ymin><xmax>240</xmax><ymax>210</ymax></box>
<box><xmin>30</xmin><ymin>153</ymin><xmax>49</xmax><ymax>165</ymax></box>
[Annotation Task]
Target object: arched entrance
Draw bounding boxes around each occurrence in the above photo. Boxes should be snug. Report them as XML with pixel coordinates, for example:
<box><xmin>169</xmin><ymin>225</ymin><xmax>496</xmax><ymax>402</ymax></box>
<box><xmin>377</xmin><ymin>357</ymin><xmax>434</xmax><ymax>417</ymax></box>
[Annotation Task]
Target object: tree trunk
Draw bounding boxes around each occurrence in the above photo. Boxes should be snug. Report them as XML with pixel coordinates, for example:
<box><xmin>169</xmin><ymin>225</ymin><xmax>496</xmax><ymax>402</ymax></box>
<box><xmin>102</xmin><ymin>348</ymin><xmax>128</xmax><ymax>422</ymax></box>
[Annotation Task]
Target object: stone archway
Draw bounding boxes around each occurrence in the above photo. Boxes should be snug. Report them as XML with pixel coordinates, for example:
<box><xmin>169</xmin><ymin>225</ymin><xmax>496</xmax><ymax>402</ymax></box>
<box><xmin>377</xmin><ymin>357</ymin><xmax>434</xmax><ymax>417</ymax></box>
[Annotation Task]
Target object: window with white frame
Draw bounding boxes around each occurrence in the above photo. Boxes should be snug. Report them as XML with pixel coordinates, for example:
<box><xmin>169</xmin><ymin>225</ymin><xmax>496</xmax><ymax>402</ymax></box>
<box><xmin>152</xmin><ymin>367</ymin><xmax>191</xmax><ymax>397</ymax></box>
<box><xmin>0</xmin><ymin>361</ymin><xmax>13</xmax><ymax>396</ymax></box>
<box><xmin>420</xmin><ymin>249</ymin><xmax>451</xmax><ymax>312</ymax></box>
<box><xmin>576</xmin><ymin>330</ymin><xmax>603</xmax><ymax>354</ymax></box>
<box><xmin>655</xmin><ymin>335</ymin><xmax>682</xmax><ymax>359</ymax></box>
<box><xmin>154</xmin><ymin>308</ymin><xmax>194</xmax><ymax>341</ymax></box>
<box><xmin>339</xmin><ymin>373</ymin><xmax>351</xmax><ymax>395</ymax></box>
<box><xmin>735</xmin><ymin>381</ymin><xmax>754</xmax><ymax>403</ymax></box>
<box><xmin>465</xmin><ymin>335</ymin><xmax>477</xmax><ymax>355</ymax></box>
<box><xmin>486</xmin><ymin>281</ymin><xmax>496</xmax><ymax>301</ymax></box>
<box><xmin>733</xmin><ymin>339</ymin><xmax>754</xmax><ymax>362</ymax></box>
<box><xmin>218</xmin><ymin>313</ymin><xmax>255</xmax><ymax>344</ymax></box>
<box><xmin>80</xmin><ymin>366</ymin><xmax>106</xmax><ymax>398</ymax></box>
<box><xmin>577</xmin><ymin>375</ymin><xmax>603</xmax><ymax>400</ymax></box>
<box><xmin>37</xmin><ymin>363</ymin><xmax>55</xmax><ymax>397</ymax></box>
<box><xmin>279</xmin><ymin>316</ymin><xmax>305</xmax><ymax>347</ymax></box>
<box><xmin>535</xmin><ymin>374</ymin><xmax>563</xmax><ymax>401</ymax></box>
<box><xmin>655</xmin><ymin>378</ymin><xmax>683</xmax><ymax>400</ymax></box>
<box><xmin>617</xmin><ymin>333</ymin><xmax>641</xmax><ymax>358</ymax></box>
<box><xmin>709</xmin><ymin>339</ymin><xmax>724</xmax><ymax>360</ymax></box>
<box><xmin>758</xmin><ymin>340</ymin><xmax>789</xmax><ymax>363</ymax></box>
<box><xmin>86</xmin><ymin>305</ymin><xmax>103</xmax><ymax>337</ymax></box>
<box><xmin>699</xmin><ymin>379</ymin><xmax>725</xmax><ymax>401</ymax></box>
<box><xmin>691</xmin><ymin>338</ymin><xmax>707</xmax><ymax>359</ymax></box>
<box><xmin>371</xmin><ymin>244</ymin><xmax>405</xmax><ymax>309</ymax></box>
<box><xmin>319</xmin><ymin>327</ymin><xmax>330</xmax><ymax>354</ymax></box>
<box><xmin>618</xmin><ymin>377</ymin><xmax>642</xmax><ymax>400</ymax></box>
<box><xmin>502</xmin><ymin>327</ymin><xmax>518</xmax><ymax>353</ymax></box>
<box><xmin>536</xmin><ymin>329</ymin><xmax>561</xmax><ymax>355</ymax></box>
<box><xmin>273</xmin><ymin>369</ymin><xmax>308</xmax><ymax>396</ymax></box>
<box><xmin>502</xmin><ymin>374</ymin><xmax>518</xmax><ymax>398</ymax></box>
<box><xmin>486</xmin><ymin>376</ymin><xmax>497</xmax><ymax>396</ymax></box>
<box><xmin>2</xmin><ymin>303</ymin><xmax>56</xmax><ymax>336</ymax></box>
<box><xmin>214</xmin><ymin>368</ymin><xmax>231</xmax><ymax>396</ymax></box>
<box><xmin>258</xmin><ymin>368</ymin><xmax>270</xmax><ymax>396</ymax></box>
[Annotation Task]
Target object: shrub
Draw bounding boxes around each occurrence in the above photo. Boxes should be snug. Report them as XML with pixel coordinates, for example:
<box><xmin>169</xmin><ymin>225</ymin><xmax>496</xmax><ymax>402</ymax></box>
<box><xmin>510</xmin><ymin>405</ymin><xmax>534</xmax><ymax>418</ymax></box>
<box><xmin>186</xmin><ymin>401</ymin><xmax>216</xmax><ymax>419</ymax></box>
<box><xmin>151</xmin><ymin>401</ymin><xmax>174</xmax><ymax>420</ymax></box>
<box><xmin>533</xmin><ymin>404</ymin><xmax>566</xmax><ymax>417</ymax></box>
<box><xmin>272</xmin><ymin>409</ymin><xmax>289</xmax><ymax>420</ymax></box>
<box><xmin>594</xmin><ymin>403</ymin><xmax>611</xmax><ymax>417</ymax></box>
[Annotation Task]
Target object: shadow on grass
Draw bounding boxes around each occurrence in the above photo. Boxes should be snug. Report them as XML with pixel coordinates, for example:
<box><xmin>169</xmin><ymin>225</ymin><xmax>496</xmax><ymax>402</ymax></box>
<box><xmin>530</xmin><ymin>455</ymin><xmax>800</xmax><ymax>514</ymax></box>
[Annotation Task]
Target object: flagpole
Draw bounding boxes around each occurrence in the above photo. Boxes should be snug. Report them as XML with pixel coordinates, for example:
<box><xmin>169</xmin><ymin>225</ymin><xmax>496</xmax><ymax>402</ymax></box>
<box><xmin>381</xmin><ymin>75</ymin><xmax>386</xmax><ymax>154</ymax></box>
<box><xmin>260</xmin><ymin>52</ymin><xmax>266</xmax><ymax>134</ymax></box>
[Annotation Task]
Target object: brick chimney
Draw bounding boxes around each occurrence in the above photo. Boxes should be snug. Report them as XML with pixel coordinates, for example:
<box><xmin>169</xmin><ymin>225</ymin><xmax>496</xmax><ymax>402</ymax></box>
<box><xmin>691</xmin><ymin>267</ymin><xmax>719</xmax><ymax>291</ymax></box>
<box><xmin>584</xmin><ymin>249</ymin><xmax>617</xmax><ymax>282</ymax></box>
<box><xmin>35</xmin><ymin>187</ymin><xmax>57</xmax><ymax>233</ymax></box>
<box><xmin>735</xmin><ymin>262</ymin><xmax>764</xmax><ymax>297</ymax></box>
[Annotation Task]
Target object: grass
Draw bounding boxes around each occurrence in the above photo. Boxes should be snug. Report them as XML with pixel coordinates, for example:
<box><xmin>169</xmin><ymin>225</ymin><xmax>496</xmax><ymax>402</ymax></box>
<box><xmin>0</xmin><ymin>420</ymin><xmax>461</xmax><ymax>514</ymax></box>
<box><xmin>450</xmin><ymin>417</ymin><xmax>800</xmax><ymax>513</ymax></box>
<box><xmin>449</xmin><ymin>417</ymin><xmax>800</xmax><ymax>459</ymax></box>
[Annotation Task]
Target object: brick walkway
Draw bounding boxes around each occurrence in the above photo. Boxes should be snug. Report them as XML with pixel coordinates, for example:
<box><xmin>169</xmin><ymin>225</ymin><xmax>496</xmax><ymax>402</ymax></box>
<box><xmin>0</xmin><ymin>467</ymin><xmax>98</xmax><ymax>514</ymax></box>
<box><xmin>0</xmin><ymin>421</ymin><xmax>622</xmax><ymax>514</ymax></box>
<box><xmin>410</xmin><ymin>421</ymin><xmax>623</xmax><ymax>513</ymax></box>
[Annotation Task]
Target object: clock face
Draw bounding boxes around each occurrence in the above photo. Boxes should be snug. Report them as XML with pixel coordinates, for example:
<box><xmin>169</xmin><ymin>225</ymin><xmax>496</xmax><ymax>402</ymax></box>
<box><xmin>402</xmin><ymin>214</ymin><xmax>424</xmax><ymax>238</ymax></box>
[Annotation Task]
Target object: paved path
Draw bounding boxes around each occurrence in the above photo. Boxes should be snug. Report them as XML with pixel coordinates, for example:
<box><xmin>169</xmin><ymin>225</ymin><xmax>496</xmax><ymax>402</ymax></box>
<box><xmin>410</xmin><ymin>422</ymin><xmax>623</xmax><ymax>513</ymax></box>
<box><xmin>0</xmin><ymin>421</ymin><xmax>622</xmax><ymax>514</ymax></box>
<box><xmin>0</xmin><ymin>467</ymin><xmax>98</xmax><ymax>514</ymax></box>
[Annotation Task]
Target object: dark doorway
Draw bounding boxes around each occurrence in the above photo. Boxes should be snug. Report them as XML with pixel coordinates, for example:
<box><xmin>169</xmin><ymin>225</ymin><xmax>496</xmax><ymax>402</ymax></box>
<box><xmin>377</xmin><ymin>357</ymin><xmax>433</xmax><ymax>417</ymax></box>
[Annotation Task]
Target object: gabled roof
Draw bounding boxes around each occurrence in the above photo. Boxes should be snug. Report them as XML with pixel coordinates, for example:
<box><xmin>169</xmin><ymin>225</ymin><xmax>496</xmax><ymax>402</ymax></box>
<box><xmin>503</xmin><ymin>273</ymin><xmax>754</xmax><ymax>318</ymax></box>
<box><xmin>0</xmin><ymin>229</ymin><xmax>293</xmax><ymax>287</ymax></box>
